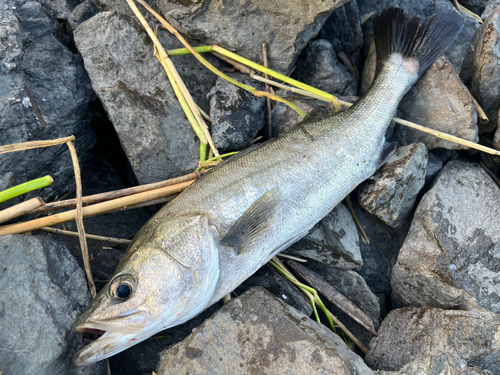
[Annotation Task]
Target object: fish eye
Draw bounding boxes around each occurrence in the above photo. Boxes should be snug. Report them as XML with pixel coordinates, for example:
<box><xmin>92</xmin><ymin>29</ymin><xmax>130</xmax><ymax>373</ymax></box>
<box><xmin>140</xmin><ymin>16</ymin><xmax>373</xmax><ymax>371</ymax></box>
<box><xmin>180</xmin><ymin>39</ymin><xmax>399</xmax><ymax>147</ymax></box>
<box><xmin>115</xmin><ymin>283</ymin><xmax>132</xmax><ymax>299</ymax></box>
<box><xmin>109</xmin><ymin>275</ymin><xmax>135</xmax><ymax>300</ymax></box>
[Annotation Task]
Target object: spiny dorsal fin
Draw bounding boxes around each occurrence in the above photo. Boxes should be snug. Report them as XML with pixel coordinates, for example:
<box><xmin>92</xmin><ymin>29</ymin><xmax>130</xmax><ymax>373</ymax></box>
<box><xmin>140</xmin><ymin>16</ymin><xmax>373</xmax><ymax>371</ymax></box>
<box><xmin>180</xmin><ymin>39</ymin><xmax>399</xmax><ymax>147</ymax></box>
<box><xmin>221</xmin><ymin>188</ymin><xmax>280</xmax><ymax>255</ymax></box>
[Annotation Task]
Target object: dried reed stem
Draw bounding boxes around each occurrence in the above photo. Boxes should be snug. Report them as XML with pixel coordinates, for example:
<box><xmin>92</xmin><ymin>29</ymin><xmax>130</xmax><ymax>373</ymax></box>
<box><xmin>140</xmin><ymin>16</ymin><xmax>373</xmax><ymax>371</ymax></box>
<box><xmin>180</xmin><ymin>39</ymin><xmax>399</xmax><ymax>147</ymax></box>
<box><xmin>0</xmin><ymin>197</ymin><xmax>44</xmax><ymax>224</ymax></box>
<box><xmin>0</xmin><ymin>136</ymin><xmax>75</xmax><ymax>155</ymax></box>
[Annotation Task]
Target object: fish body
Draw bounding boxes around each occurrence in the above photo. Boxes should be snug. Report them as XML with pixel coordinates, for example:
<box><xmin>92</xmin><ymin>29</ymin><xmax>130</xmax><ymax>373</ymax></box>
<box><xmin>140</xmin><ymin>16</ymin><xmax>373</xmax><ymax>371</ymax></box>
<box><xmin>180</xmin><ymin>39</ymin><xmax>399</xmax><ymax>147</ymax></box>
<box><xmin>73</xmin><ymin>8</ymin><xmax>464</xmax><ymax>366</ymax></box>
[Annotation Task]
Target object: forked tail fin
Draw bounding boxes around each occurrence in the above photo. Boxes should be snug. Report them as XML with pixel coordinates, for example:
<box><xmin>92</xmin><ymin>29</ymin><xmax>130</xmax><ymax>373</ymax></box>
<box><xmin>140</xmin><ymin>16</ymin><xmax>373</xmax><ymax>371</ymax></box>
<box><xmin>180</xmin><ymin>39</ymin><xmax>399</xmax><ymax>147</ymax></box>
<box><xmin>373</xmin><ymin>8</ymin><xmax>464</xmax><ymax>76</ymax></box>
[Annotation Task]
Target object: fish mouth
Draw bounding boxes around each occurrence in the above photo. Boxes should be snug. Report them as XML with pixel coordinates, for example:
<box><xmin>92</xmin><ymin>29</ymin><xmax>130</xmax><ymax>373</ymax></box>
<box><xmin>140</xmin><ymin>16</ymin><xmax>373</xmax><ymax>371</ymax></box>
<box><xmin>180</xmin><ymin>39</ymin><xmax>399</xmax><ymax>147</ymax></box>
<box><xmin>73</xmin><ymin>322</ymin><xmax>146</xmax><ymax>366</ymax></box>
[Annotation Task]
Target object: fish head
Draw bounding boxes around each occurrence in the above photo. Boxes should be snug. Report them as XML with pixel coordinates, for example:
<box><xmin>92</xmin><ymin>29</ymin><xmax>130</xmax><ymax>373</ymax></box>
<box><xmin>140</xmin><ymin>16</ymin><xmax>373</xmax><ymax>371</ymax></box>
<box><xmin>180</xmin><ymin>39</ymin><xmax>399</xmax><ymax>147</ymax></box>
<box><xmin>73</xmin><ymin>213</ymin><xmax>220</xmax><ymax>366</ymax></box>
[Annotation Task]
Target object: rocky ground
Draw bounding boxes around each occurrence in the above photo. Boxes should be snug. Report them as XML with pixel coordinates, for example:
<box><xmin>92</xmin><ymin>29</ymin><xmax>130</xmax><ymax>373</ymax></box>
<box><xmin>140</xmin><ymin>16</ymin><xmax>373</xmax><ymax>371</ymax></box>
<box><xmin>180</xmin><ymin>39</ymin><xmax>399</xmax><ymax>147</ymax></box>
<box><xmin>1</xmin><ymin>0</ymin><xmax>500</xmax><ymax>374</ymax></box>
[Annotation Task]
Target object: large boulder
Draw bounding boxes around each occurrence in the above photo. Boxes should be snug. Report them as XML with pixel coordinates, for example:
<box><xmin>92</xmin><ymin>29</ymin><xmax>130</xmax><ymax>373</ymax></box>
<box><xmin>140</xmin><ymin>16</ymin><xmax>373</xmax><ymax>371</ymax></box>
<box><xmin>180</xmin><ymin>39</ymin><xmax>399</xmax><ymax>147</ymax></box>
<box><xmin>366</xmin><ymin>307</ymin><xmax>500</xmax><ymax>374</ymax></box>
<box><xmin>74</xmin><ymin>10</ymin><xmax>220</xmax><ymax>184</ymax></box>
<box><xmin>0</xmin><ymin>234</ymin><xmax>105</xmax><ymax>374</ymax></box>
<box><xmin>158</xmin><ymin>0</ymin><xmax>348</xmax><ymax>75</ymax></box>
<box><xmin>156</xmin><ymin>287</ymin><xmax>374</xmax><ymax>374</ymax></box>
<box><xmin>0</xmin><ymin>0</ymin><xmax>96</xmax><ymax>204</ymax></box>
<box><xmin>391</xmin><ymin>160</ymin><xmax>500</xmax><ymax>313</ymax></box>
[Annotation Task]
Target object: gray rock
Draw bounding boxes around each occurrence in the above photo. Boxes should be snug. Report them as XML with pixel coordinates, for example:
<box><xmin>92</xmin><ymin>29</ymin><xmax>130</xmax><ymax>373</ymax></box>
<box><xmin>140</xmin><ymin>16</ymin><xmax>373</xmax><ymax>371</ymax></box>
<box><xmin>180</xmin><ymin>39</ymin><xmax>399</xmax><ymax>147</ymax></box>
<box><xmin>285</xmin><ymin>202</ymin><xmax>363</xmax><ymax>270</ymax></box>
<box><xmin>209</xmin><ymin>73</ymin><xmax>266</xmax><ymax>152</ymax></box>
<box><xmin>158</xmin><ymin>0</ymin><xmax>346</xmax><ymax>75</ymax></box>
<box><xmin>376</xmin><ymin>354</ymin><xmax>494</xmax><ymax>375</ymax></box>
<box><xmin>271</xmin><ymin>100</ymin><xmax>316</xmax><ymax>138</ymax></box>
<box><xmin>156</xmin><ymin>287</ymin><xmax>374</xmax><ymax>375</ymax></box>
<box><xmin>359</xmin><ymin>0</ymin><xmax>479</xmax><ymax>70</ymax></box>
<box><xmin>391</xmin><ymin>160</ymin><xmax>500</xmax><ymax>312</ymax></box>
<box><xmin>301</xmin><ymin>259</ymin><xmax>380</xmax><ymax>331</ymax></box>
<box><xmin>321</xmin><ymin>0</ymin><xmax>364</xmax><ymax>58</ymax></box>
<box><xmin>0</xmin><ymin>0</ymin><xmax>96</xmax><ymax>204</ymax></box>
<box><xmin>482</xmin><ymin>0</ymin><xmax>500</xmax><ymax>19</ymax></box>
<box><xmin>494</xmin><ymin>115</ymin><xmax>500</xmax><ymax>148</ymax></box>
<box><xmin>68</xmin><ymin>0</ymin><xmax>98</xmax><ymax>31</ymax></box>
<box><xmin>74</xmin><ymin>11</ymin><xmax>220</xmax><ymax>184</ymax></box>
<box><xmin>359</xmin><ymin>143</ymin><xmax>428</xmax><ymax>228</ymax></box>
<box><xmin>460</xmin><ymin>0</ymin><xmax>488</xmax><ymax>16</ymax></box>
<box><xmin>354</xmin><ymin>203</ymin><xmax>410</xmax><ymax>294</ymax></box>
<box><xmin>0</xmin><ymin>234</ymin><xmax>106</xmax><ymax>374</ymax></box>
<box><xmin>39</xmin><ymin>0</ymin><xmax>84</xmax><ymax>20</ymax></box>
<box><xmin>294</xmin><ymin>39</ymin><xmax>358</xmax><ymax>96</ymax></box>
<box><xmin>425</xmin><ymin>151</ymin><xmax>444</xmax><ymax>183</ymax></box>
<box><xmin>235</xmin><ymin>263</ymin><xmax>313</xmax><ymax>316</ymax></box>
<box><xmin>366</xmin><ymin>307</ymin><xmax>500</xmax><ymax>374</ymax></box>
<box><xmin>394</xmin><ymin>56</ymin><xmax>478</xmax><ymax>150</ymax></box>
<box><xmin>461</xmin><ymin>6</ymin><xmax>500</xmax><ymax>133</ymax></box>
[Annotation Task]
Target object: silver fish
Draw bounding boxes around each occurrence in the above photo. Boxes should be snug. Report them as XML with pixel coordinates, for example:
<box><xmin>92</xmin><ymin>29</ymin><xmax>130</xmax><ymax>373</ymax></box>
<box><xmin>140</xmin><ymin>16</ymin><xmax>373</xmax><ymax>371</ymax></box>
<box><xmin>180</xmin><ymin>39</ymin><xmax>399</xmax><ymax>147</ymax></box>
<box><xmin>73</xmin><ymin>8</ymin><xmax>463</xmax><ymax>365</ymax></box>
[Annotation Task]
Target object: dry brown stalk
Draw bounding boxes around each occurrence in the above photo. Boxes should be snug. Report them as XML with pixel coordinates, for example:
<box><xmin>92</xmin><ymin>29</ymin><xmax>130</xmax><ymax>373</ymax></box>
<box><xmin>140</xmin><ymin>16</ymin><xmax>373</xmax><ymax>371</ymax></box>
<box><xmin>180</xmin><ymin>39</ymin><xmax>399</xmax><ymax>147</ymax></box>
<box><xmin>39</xmin><ymin>227</ymin><xmax>132</xmax><ymax>245</ymax></box>
<box><xmin>262</xmin><ymin>43</ymin><xmax>273</xmax><ymax>139</ymax></box>
<box><xmin>129</xmin><ymin>0</ymin><xmax>219</xmax><ymax>157</ymax></box>
<box><xmin>471</xmin><ymin>94</ymin><xmax>489</xmax><ymax>124</ymax></box>
<box><xmin>211</xmin><ymin>51</ymin><xmax>255</xmax><ymax>75</ymax></box>
<box><xmin>31</xmin><ymin>170</ymin><xmax>207</xmax><ymax>214</ymax></box>
<box><xmin>0</xmin><ymin>197</ymin><xmax>45</xmax><ymax>224</ymax></box>
<box><xmin>338</xmin><ymin>51</ymin><xmax>359</xmax><ymax>81</ymax></box>
<box><xmin>104</xmin><ymin>194</ymin><xmax>177</xmax><ymax>214</ymax></box>
<box><xmin>0</xmin><ymin>136</ymin><xmax>75</xmax><ymax>155</ymax></box>
<box><xmin>67</xmin><ymin>141</ymin><xmax>96</xmax><ymax>298</ymax></box>
<box><xmin>0</xmin><ymin>181</ymin><xmax>194</xmax><ymax>235</ymax></box>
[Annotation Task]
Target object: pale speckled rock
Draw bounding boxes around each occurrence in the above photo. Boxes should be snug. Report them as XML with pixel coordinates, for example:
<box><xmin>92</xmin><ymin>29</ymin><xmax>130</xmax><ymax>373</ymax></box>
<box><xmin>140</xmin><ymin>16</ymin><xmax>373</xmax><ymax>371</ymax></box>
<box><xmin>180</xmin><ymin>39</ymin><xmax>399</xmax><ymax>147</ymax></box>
<box><xmin>391</xmin><ymin>160</ymin><xmax>500</xmax><ymax>312</ymax></box>
<box><xmin>285</xmin><ymin>202</ymin><xmax>363</xmax><ymax>270</ymax></box>
<box><xmin>74</xmin><ymin>11</ymin><xmax>220</xmax><ymax>184</ymax></box>
<box><xmin>158</xmin><ymin>0</ymin><xmax>347</xmax><ymax>75</ymax></box>
<box><xmin>209</xmin><ymin>73</ymin><xmax>266</xmax><ymax>152</ymax></box>
<box><xmin>375</xmin><ymin>354</ymin><xmax>494</xmax><ymax>375</ymax></box>
<box><xmin>461</xmin><ymin>6</ymin><xmax>500</xmax><ymax>133</ymax></box>
<box><xmin>0</xmin><ymin>234</ymin><xmax>106</xmax><ymax>375</ymax></box>
<box><xmin>366</xmin><ymin>307</ymin><xmax>500</xmax><ymax>374</ymax></box>
<box><xmin>156</xmin><ymin>287</ymin><xmax>374</xmax><ymax>375</ymax></box>
<box><xmin>359</xmin><ymin>143</ymin><xmax>428</xmax><ymax>228</ymax></box>
<box><xmin>294</xmin><ymin>39</ymin><xmax>358</xmax><ymax>96</ymax></box>
<box><xmin>394</xmin><ymin>56</ymin><xmax>478</xmax><ymax>150</ymax></box>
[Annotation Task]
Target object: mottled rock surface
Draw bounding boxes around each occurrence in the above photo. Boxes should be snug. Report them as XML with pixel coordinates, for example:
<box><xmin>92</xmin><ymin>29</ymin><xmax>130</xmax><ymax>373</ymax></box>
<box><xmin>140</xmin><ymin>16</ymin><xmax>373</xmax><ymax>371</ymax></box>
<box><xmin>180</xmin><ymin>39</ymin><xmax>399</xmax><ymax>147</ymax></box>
<box><xmin>0</xmin><ymin>234</ymin><xmax>106</xmax><ymax>375</ymax></box>
<box><xmin>366</xmin><ymin>307</ymin><xmax>500</xmax><ymax>374</ymax></box>
<box><xmin>156</xmin><ymin>287</ymin><xmax>374</xmax><ymax>375</ymax></box>
<box><xmin>0</xmin><ymin>0</ymin><xmax>96</xmax><ymax>204</ymax></box>
<box><xmin>294</xmin><ymin>39</ymin><xmax>358</xmax><ymax>96</ymax></box>
<box><xmin>376</xmin><ymin>355</ymin><xmax>494</xmax><ymax>375</ymax></box>
<box><xmin>209</xmin><ymin>73</ymin><xmax>266</xmax><ymax>152</ymax></box>
<box><xmin>461</xmin><ymin>6</ymin><xmax>500</xmax><ymax>133</ymax></box>
<box><xmin>286</xmin><ymin>202</ymin><xmax>362</xmax><ymax>269</ymax></box>
<box><xmin>394</xmin><ymin>56</ymin><xmax>478</xmax><ymax>150</ymax></box>
<box><xmin>158</xmin><ymin>0</ymin><xmax>347</xmax><ymax>75</ymax></box>
<box><xmin>74</xmin><ymin>11</ymin><xmax>220</xmax><ymax>184</ymax></box>
<box><xmin>392</xmin><ymin>160</ymin><xmax>500</xmax><ymax>312</ymax></box>
<box><xmin>359</xmin><ymin>143</ymin><xmax>428</xmax><ymax>228</ymax></box>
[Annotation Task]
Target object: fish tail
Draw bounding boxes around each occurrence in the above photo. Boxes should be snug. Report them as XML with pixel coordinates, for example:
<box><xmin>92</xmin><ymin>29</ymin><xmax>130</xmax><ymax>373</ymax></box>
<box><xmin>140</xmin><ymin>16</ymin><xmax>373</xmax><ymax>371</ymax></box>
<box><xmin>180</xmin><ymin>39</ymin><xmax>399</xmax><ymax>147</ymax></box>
<box><xmin>373</xmin><ymin>8</ymin><xmax>464</xmax><ymax>77</ymax></box>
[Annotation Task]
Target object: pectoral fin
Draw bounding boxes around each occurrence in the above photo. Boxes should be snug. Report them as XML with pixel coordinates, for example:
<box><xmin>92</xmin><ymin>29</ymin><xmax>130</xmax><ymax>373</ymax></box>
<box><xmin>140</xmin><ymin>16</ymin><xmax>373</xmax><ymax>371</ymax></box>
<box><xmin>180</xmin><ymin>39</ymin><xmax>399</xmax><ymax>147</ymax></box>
<box><xmin>221</xmin><ymin>188</ymin><xmax>280</xmax><ymax>255</ymax></box>
<box><xmin>377</xmin><ymin>141</ymin><xmax>398</xmax><ymax>170</ymax></box>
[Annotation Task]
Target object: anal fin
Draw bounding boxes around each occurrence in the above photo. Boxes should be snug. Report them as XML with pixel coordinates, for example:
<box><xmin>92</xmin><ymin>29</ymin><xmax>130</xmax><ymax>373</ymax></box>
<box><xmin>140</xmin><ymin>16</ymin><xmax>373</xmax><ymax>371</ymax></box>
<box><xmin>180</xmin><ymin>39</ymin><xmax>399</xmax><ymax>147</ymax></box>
<box><xmin>221</xmin><ymin>188</ymin><xmax>280</xmax><ymax>255</ymax></box>
<box><xmin>377</xmin><ymin>141</ymin><xmax>398</xmax><ymax>170</ymax></box>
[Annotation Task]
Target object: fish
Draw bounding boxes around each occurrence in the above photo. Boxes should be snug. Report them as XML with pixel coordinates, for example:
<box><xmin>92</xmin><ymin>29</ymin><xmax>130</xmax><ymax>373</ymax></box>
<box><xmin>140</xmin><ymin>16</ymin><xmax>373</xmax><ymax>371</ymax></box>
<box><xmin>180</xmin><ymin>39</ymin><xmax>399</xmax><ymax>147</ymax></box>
<box><xmin>73</xmin><ymin>8</ymin><xmax>464</xmax><ymax>366</ymax></box>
